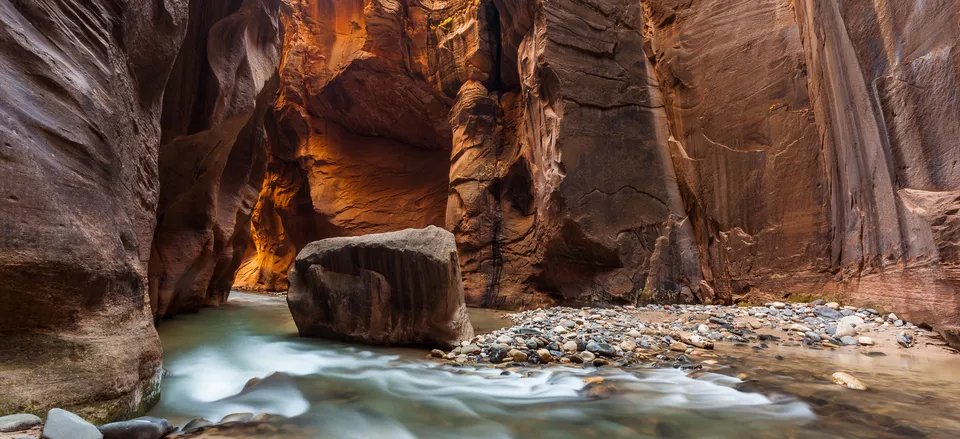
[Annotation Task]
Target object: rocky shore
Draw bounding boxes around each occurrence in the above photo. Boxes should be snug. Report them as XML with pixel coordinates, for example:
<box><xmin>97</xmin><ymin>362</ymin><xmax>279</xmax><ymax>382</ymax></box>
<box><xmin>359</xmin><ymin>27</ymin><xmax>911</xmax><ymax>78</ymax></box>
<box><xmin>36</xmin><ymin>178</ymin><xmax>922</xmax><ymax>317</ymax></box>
<box><xmin>430</xmin><ymin>301</ymin><xmax>950</xmax><ymax>374</ymax></box>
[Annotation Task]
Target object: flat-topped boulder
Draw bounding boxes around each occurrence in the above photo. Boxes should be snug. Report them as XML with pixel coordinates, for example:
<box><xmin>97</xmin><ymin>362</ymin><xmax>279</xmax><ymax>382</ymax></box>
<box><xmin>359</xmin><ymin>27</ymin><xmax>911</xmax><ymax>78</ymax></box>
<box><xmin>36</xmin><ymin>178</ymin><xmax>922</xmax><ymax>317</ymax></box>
<box><xmin>287</xmin><ymin>226</ymin><xmax>473</xmax><ymax>348</ymax></box>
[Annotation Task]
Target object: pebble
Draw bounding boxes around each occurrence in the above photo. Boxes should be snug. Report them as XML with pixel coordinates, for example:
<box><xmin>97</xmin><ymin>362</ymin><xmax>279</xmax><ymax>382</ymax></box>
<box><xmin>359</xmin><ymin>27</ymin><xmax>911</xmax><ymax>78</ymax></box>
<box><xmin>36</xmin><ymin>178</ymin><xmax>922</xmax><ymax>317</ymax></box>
<box><xmin>488</xmin><ymin>347</ymin><xmax>508</xmax><ymax>364</ymax></box>
<box><xmin>831</xmin><ymin>372</ymin><xmax>868</xmax><ymax>390</ymax></box>
<box><xmin>835</xmin><ymin>323</ymin><xmax>856</xmax><ymax>338</ymax></box>
<box><xmin>0</xmin><ymin>414</ymin><xmax>42</xmax><ymax>432</ymax></box>
<box><xmin>789</xmin><ymin>324</ymin><xmax>812</xmax><ymax>332</ymax></box>
<box><xmin>508</xmin><ymin>349</ymin><xmax>528</xmax><ymax>362</ymax></box>
<box><xmin>857</xmin><ymin>337</ymin><xmax>875</xmax><ymax>346</ymax></box>
<box><xmin>536</xmin><ymin>349</ymin><xmax>553</xmax><ymax>363</ymax></box>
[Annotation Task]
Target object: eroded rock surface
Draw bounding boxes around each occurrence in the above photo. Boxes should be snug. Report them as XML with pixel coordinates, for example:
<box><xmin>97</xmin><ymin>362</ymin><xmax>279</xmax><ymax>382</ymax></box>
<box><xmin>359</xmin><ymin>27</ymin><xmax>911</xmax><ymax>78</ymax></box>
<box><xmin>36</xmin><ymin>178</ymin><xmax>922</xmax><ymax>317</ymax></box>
<box><xmin>0</xmin><ymin>0</ymin><xmax>182</xmax><ymax>419</ymax></box>
<box><xmin>149</xmin><ymin>0</ymin><xmax>282</xmax><ymax>319</ymax></box>
<box><xmin>238</xmin><ymin>0</ymin><xmax>707</xmax><ymax>310</ymax></box>
<box><xmin>288</xmin><ymin>226</ymin><xmax>474</xmax><ymax>348</ymax></box>
<box><xmin>236</xmin><ymin>0</ymin><xmax>960</xmax><ymax>346</ymax></box>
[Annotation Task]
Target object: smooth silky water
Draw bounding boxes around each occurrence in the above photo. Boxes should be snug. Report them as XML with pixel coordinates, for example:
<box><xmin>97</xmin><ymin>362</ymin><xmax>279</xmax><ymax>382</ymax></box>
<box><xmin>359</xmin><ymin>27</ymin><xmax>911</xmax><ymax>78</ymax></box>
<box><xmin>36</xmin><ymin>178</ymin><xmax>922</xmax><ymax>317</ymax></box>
<box><xmin>148</xmin><ymin>293</ymin><xmax>956</xmax><ymax>438</ymax></box>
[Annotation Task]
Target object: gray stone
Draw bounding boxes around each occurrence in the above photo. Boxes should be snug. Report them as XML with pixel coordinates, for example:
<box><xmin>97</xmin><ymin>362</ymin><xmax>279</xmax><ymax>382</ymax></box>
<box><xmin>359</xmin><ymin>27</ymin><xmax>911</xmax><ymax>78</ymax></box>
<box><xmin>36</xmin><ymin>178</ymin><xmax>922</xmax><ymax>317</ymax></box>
<box><xmin>41</xmin><ymin>409</ymin><xmax>102</xmax><ymax>439</ymax></box>
<box><xmin>840</xmin><ymin>336</ymin><xmax>858</xmax><ymax>346</ymax></box>
<box><xmin>181</xmin><ymin>418</ymin><xmax>212</xmax><ymax>433</ymax></box>
<box><xmin>219</xmin><ymin>413</ymin><xmax>254</xmax><ymax>424</ymax></box>
<box><xmin>488</xmin><ymin>347</ymin><xmax>508</xmax><ymax>364</ymax></box>
<box><xmin>586</xmin><ymin>342</ymin><xmax>616</xmax><ymax>357</ymax></box>
<box><xmin>99</xmin><ymin>417</ymin><xmax>172</xmax><ymax>439</ymax></box>
<box><xmin>814</xmin><ymin>307</ymin><xmax>843</xmax><ymax>320</ymax></box>
<box><xmin>804</xmin><ymin>331</ymin><xmax>822</xmax><ymax>342</ymax></box>
<box><xmin>0</xmin><ymin>414</ymin><xmax>42</xmax><ymax>432</ymax></box>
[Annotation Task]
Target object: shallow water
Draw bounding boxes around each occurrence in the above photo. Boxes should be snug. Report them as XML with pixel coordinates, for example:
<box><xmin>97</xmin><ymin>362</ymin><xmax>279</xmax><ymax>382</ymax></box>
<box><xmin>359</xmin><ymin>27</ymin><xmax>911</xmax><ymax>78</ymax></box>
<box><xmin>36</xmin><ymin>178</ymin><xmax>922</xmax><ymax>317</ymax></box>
<box><xmin>149</xmin><ymin>293</ymin><xmax>957</xmax><ymax>438</ymax></box>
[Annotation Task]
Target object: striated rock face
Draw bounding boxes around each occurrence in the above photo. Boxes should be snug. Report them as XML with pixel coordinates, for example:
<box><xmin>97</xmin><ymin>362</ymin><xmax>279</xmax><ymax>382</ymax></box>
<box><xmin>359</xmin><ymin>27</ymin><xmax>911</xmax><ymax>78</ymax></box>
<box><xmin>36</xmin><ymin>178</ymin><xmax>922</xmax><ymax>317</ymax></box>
<box><xmin>239</xmin><ymin>0</ymin><xmax>708</xmax><ymax>309</ymax></box>
<box><xmin>288</xmin><ymin>226</ymin><xmax>473</xmax><ymax>348</ymax></box>
<box><xmin>0</xmin><ymin>0</ymin><xmax>186</xmax><ymax>420</ymax></box>
<box><xmin>792</xmin><ymin>0</ymin><xmax>960</xmax><ymax>345</ymax></box>
<box><xmin>238</xmin><ymin>0</ymin><xmax>960</xmax><ymax>345</ymax></box>
<box><xmin>646</xmin><ymin>0</ymin><xmax>960</xmax><ymax>343</ymax></box>
<box><xmin>148</xmin><ymin>0</ymin><xmax>282</xmax><ymax>319</ymax></box>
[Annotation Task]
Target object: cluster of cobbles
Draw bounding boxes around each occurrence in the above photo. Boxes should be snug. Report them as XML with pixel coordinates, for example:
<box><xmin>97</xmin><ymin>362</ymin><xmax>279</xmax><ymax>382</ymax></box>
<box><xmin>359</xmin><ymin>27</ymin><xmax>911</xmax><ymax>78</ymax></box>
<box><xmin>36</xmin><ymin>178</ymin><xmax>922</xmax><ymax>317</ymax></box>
<box><xmin>431</xmin><ymin>301</ymin><xmax>930</xmax><ymax>368</ymax></box>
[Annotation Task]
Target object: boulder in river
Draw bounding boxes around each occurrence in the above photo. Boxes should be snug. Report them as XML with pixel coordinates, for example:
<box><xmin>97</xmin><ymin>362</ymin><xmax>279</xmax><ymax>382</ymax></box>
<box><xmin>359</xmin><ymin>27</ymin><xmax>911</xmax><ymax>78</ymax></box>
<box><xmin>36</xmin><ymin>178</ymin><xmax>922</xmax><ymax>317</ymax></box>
<box><xmin>288</xmin><ymin>226</ymin><xmax>473</xmax><ymax>348</ymax></box>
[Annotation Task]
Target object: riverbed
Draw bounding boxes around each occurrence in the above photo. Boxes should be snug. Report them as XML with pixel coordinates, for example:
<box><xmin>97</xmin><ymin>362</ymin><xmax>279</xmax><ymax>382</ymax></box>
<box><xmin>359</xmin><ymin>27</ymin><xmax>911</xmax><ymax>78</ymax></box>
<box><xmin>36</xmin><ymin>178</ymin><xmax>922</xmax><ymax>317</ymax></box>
<box><xmin>148</xmin><ymin>292</ymin><xmax>960</xmax><ymax>438</ymax></box>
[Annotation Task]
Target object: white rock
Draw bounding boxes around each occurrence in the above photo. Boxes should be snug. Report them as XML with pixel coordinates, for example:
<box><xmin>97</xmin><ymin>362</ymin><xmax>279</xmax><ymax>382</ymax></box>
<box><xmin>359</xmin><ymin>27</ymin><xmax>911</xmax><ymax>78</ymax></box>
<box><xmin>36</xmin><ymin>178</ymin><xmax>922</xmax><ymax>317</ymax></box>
<box><xmin>839</xmin><ymin>316</ymin><xmax>864</xmax><ymax>327</ymax></box>
<box><xmin>858</xmin><ymin>337</ymin><xmax>875</xmax><ymax>346</ymax></box>
<box><xmin>563</xmin><ymin>340</ymin><xmax>579</xmax><ymax>352</ymax></box>
<box><xmin>770</xmin><ymin>302</ymin><xmax>786</xmax><ymax>309</ymax></box>
<box><xmin>888</xmin><ymin>313</ymin><xmax>899</xmax><ymax>321</ymax></box>
<box><xmin>789</xmin><ymin>324</ymin><xmax>812</xmax><ymax>332</ymax></box>
<box><xmin>826</xmin><ymin>302</ymin><xmax>840</xmax><ymax>310</ymax></box>
<box><xmin>836</xmin><ymin>323</ymin><xmax>856</xmax><ymax>337</ymax></box>
<box><xmin>697</xmin><ymin>324</ymin><xmax>710</xmax><ymax>334</ymax></box>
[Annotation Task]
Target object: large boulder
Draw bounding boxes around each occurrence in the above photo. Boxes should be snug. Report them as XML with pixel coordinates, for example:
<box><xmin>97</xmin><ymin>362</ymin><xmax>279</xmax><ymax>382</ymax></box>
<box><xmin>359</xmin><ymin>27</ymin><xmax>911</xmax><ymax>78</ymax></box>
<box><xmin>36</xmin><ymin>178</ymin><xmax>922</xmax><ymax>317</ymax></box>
<box><xmin>287</xmin><ymin>226</ymin><xmax>473</xmax><ymax>348</ymax></box>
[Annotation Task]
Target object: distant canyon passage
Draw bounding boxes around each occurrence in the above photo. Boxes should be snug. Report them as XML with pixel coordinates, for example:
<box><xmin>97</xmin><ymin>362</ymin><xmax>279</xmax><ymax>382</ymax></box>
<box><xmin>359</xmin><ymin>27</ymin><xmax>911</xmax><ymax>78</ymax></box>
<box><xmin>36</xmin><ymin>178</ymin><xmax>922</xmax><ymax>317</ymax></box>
<box><xmin>0</xmin><ymin>0</ymin><xmax>959</xmax><ymax>421</ymax></box>
<box><xmin>234</xmin><ymin>0</ymin><xmax>960</xmax><ymax>343</ymax></box>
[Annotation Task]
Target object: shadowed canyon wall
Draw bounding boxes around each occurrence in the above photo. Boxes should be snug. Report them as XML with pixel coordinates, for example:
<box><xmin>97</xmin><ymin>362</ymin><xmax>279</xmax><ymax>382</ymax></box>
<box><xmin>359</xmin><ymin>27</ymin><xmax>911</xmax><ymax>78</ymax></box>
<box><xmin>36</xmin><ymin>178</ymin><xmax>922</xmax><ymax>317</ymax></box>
<box><xmin>0</xmin><ymin>0</ymin><xmax>282</xmax><ymax>419</ymax></box>
<box><xmin>0</xmin><ymin>0</ymin><xmax>186</xmax><ymax>420</ymax></box>
<box><xmin>149</xmin><ymin>0</ymin><xmax>282</xmax><ymax>319</ymax></box>
<box><xmin>238</xmin><ymin>0</ymin><xmax>960</xmax><ymax>344</ymax></box>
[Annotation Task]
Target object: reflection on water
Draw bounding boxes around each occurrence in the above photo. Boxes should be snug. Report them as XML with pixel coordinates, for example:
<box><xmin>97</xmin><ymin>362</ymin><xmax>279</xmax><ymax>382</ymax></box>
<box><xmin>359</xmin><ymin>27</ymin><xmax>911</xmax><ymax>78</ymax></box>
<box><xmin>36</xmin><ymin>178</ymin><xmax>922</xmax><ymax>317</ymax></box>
<box><xmin>150</xmin><ymin>293</ymin><xmax>819</xmax><ymax>438</ymax></box>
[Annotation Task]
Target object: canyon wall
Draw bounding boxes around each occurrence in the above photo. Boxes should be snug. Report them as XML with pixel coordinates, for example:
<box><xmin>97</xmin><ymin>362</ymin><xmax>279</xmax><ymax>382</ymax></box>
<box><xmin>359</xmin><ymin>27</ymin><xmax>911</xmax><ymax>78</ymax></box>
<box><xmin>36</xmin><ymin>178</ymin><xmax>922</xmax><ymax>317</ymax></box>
<box><xmin>0</xmin><ymin>0</ymin><xmax>186</xmax><ymax>420</ymax></box>
<box><xmin>238</xmin><ymin>0</ymin><xmax>960</xmax><ymax>343</ymax></box>
<box><xmin>237</xmin><ymin>0</ymin><xmax>710</xmax><ymax>309</ymax></box>
<box><xmin>0</xmin><ymin>0</ymin><xmax>283</xmax><ymax>420</ymax></box>
<box><xmin>149</xmin><ymin>0</ymin><xmax>282</xmax><ymax>319</ymax></box>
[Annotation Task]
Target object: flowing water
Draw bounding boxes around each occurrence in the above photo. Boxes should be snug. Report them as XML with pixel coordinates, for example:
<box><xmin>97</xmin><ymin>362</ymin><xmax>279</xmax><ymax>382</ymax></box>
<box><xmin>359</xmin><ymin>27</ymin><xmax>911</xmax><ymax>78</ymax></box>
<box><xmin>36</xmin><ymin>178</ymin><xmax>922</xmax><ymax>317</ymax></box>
<box><xmin>149</xmin><ymin>293</ymin><xmax>960</xmax><ymax>438</ymax></box>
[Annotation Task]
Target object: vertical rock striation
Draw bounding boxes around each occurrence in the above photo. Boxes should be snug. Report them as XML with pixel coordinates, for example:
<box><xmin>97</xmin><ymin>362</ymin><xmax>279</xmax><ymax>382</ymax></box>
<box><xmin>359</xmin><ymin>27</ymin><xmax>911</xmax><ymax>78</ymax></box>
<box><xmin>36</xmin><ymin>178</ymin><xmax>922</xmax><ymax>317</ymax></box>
<box><xmin>793</xmin><ymin>0</ymin><xmax>960</xmax><ymax>344</ymax></box>
<box><xmin>0</xmin><ymin>0</ymin><xmax>186</xmax><ymax>420</ymax></box>
<box><xmin>645</xmin><ymin>0</ymin><xmax>960</xmax><ymax>344</ymax></box>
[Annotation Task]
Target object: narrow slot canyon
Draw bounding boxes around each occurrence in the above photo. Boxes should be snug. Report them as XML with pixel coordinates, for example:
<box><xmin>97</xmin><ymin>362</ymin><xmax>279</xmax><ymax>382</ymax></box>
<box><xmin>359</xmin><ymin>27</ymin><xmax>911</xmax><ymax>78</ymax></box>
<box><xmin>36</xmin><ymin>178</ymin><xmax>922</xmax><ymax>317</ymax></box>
<box><xmin>1</xmin><ymin>0</ymin><xmax>960</xmax><ymax>437</ymax></box>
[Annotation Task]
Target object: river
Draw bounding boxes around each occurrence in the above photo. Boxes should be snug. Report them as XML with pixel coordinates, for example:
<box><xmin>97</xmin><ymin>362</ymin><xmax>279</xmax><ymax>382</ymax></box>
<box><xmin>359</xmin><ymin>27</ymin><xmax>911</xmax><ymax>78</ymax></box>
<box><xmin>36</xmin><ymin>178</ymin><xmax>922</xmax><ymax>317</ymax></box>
<box><xmin>148</xmin><ymin>292</ymin><xmax>959</xmax><ymax>438</ymax></box>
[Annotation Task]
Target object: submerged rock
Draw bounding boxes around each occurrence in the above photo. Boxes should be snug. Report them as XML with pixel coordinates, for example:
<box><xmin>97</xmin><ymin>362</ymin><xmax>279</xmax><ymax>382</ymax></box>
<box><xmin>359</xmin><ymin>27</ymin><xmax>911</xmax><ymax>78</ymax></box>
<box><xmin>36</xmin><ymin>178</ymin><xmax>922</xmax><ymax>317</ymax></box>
<box><xmin>287</xmin><ymin>226</ymin><xmax>473</xmax><ymax>348</ymax></box>
<box><xmin>42</xmin><ymin>409</ymin><xmax>101</xmax><ymax>439</ymax></box>
<box><xmin>831</xmin><ymin>372</ymin><xmax>868</xmax><ymax>391</ymax></box>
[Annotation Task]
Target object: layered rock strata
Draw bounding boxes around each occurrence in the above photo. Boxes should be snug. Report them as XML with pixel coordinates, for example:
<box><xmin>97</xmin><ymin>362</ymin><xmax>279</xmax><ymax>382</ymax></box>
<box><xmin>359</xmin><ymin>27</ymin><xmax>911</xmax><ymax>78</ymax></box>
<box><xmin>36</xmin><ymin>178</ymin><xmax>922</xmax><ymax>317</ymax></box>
<box><xmin>0</xmin><ymin>0</ymin><xmax>185</xmax><ymax>420</ymax></box>
<box><xmin>288</xmin><ymin>226</ymin><xmax>474</xmax><ymax>348</ymax></box>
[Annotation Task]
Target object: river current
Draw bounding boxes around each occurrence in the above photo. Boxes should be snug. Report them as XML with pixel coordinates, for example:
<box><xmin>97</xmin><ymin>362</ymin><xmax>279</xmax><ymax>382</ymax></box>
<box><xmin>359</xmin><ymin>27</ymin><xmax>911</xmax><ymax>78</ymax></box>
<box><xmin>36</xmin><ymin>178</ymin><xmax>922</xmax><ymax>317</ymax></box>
<box><xmin>147</xmin><ymin>293</ymin><xmax>956</xmax><ymax>438</ymax></box>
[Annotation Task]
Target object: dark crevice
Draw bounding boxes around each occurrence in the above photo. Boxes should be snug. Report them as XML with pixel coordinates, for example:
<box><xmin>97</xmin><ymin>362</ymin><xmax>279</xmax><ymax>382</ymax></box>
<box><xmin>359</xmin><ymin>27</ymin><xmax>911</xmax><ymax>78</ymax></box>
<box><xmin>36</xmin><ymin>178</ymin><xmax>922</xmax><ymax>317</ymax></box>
<box><xmin>483</xmin><ymin>2</ymin><xmax>505</xmax><ymax>92</ymax></box>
